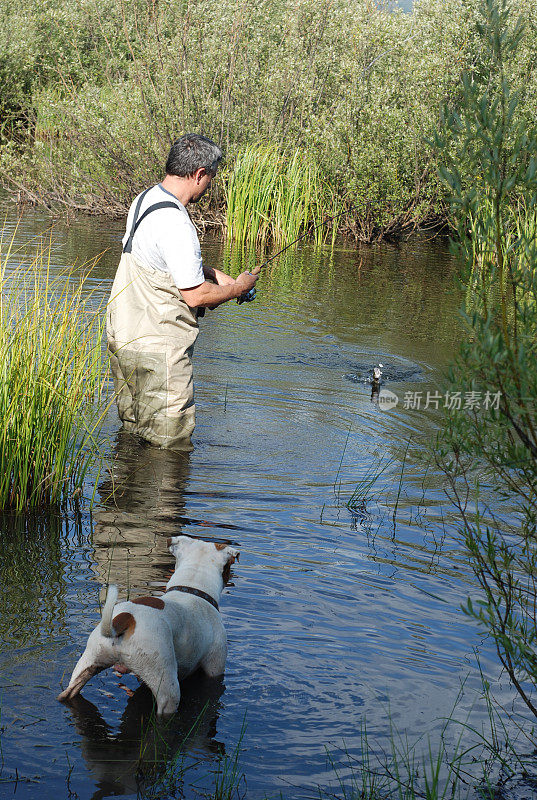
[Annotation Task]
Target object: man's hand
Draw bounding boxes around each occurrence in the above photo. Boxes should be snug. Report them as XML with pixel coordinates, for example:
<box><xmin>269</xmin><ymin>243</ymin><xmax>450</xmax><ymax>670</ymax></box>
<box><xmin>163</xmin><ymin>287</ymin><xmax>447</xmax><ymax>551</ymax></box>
<box><xmin>235</xmin><ymin>271</ymin><xmax>258</xmax><ymax>305</ymax></box>
<box><xmin>180</xmin><ymin>270</ymin><xmax>258</xmax><ymax>309</ymax></box>
<box><xmin>235</xmin><ymin>270</ymin><xmax>258</xmax><ymax>295</ymax></box>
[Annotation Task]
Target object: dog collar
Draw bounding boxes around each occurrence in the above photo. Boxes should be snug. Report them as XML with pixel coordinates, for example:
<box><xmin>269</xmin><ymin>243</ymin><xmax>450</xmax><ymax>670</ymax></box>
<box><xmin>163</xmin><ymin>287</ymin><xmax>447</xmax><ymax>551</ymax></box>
<box><xmin>165</xmin><ymin>585</ymin><xmax>219</xmax><ymax>611</ymax></box>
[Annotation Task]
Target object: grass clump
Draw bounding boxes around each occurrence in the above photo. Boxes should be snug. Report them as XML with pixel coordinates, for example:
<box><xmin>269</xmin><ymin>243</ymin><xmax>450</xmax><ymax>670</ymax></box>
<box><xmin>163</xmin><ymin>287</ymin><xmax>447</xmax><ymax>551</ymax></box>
<box><xmin>224</xmin><ymin>143</ymin><xmax>335</xmax><ymax>249</ymax></box>
<box><xmin>345</xmin><ymin>458</ymin><xmax>392</xmax><ymax>515</ymax></box>
<box><xmin>0</xmin><ymin>233</ymin><xmax>106</xmax><ymax>511</ymax></box>
<box><xmin>326</xmin><ymin>676</ymin><xmax>537</xmax><ymax>800</ymax></box>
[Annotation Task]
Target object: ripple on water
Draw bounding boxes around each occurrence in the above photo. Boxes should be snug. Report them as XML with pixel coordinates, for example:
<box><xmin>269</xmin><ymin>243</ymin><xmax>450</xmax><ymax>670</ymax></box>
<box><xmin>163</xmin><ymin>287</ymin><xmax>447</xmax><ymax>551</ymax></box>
<box><xmin>0</xmin><ymin>201</ymin><xmax>518</xmax><ymax>799</ymax></box>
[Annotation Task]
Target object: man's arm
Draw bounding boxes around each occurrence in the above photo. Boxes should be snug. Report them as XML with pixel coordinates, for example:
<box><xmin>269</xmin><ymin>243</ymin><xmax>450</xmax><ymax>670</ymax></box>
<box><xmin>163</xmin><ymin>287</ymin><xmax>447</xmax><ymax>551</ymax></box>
<box><xmin>181</xmin><ymin>270</ymin><xmax>257</xmax><ymax>309</ymax></box>
<box><xmin>203</xmin><ymin>265</ymin><xmax>235</xmax><ymax>287</ymax></box>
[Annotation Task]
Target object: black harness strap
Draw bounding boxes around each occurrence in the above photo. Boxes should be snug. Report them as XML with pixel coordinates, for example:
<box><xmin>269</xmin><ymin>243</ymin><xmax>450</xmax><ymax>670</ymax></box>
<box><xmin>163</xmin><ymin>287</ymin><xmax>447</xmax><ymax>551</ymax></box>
<box><xmin>123</xmin><ymin>188</ymin><xmax>150</xmax><ymax>253</ymax></box>
<box><xmin>164</xmin><ymin>585</ymin><xmax>219</xmax><ymax>611</ymax></box>
<box><xmin>123</xmin><ymin>192</ymin><xmax>180</xmax><ymax>254</ymax></box>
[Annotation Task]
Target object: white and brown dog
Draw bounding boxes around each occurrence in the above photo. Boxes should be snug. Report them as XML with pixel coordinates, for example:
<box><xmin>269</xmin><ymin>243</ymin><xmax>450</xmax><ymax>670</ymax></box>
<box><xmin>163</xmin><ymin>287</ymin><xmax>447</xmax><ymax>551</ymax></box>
<box><xmin>58</xmin><ymin>536</ymin><xmax>239</xmax><ymax>715</ymax></box>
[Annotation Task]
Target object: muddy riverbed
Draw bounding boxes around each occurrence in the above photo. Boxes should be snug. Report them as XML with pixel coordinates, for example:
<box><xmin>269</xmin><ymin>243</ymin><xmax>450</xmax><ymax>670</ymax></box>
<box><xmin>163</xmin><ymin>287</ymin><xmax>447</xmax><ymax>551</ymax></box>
<box><xmin>0</xmin><ymin>199</ymin><xmax>524</xmax><ymax>799</ymax></box>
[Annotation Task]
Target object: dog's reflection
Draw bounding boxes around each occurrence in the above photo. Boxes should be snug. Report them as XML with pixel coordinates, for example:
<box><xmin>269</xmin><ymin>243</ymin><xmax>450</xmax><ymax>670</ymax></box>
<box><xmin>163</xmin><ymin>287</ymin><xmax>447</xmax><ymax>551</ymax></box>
<box><xmin>65</xmin><ymin>671</ymin><xmax>226</xmax><ymax>799</ymax></box>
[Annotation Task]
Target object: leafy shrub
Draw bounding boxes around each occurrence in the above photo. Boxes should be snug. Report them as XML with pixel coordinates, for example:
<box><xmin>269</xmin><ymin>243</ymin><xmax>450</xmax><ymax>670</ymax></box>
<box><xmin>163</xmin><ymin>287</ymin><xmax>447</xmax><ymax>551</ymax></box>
<box><xmin>4</xmin><ymin>0</ymin><xmax>537</xmax><ymax>240</ymax></box>
<box><xmin>435</xmin><ymin>0</ymin><xmax>537</xmax><ymax>719</ymax></box>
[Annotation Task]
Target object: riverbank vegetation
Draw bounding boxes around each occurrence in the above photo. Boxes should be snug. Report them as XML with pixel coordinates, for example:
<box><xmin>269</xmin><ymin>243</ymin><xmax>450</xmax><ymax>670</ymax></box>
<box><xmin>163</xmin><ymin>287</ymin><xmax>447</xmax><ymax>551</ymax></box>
<box><xmin>1</xmin><ymin>0</ymin><xmax>537</xmax><ymax>242</ymax></box>
<box><xmin>0</xmin><ymin>236</ymin><xmax>106</xmax><ymax>511</ymax></box>
<box><xmin>435</xmin><ymin>0</ymin><xmax>537</xmax><ymax>740</ymax></box>
<box><xmin>133</xmin><ymin>679</ymin><xmax>535</xmax><ymax>799</ymax></box>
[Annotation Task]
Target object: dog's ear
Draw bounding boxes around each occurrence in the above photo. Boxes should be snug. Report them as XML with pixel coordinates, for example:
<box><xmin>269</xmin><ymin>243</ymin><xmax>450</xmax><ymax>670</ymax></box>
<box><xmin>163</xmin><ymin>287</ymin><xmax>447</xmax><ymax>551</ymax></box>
<box><xmin>214</xmin><ymin>544</ymin><xmax>240</xmax><ymax>584</ymax></box>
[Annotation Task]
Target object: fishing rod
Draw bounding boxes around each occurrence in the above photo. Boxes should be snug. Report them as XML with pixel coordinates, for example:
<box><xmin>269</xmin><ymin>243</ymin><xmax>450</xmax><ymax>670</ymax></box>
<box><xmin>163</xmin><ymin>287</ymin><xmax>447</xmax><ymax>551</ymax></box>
<box><xmin>237</xmin><ymin>203</ymin><xmax>358</xmax><ymax>304</ymax></box>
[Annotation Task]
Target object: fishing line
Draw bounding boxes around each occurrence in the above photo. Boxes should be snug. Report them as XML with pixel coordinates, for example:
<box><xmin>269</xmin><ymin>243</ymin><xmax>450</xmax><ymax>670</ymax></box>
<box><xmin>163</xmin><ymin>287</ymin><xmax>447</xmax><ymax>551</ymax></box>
<box><xmin>237</xmin><ymin>203</ymin><xmax>360</xmax><ymax>304</ymax></box>
<box><xmin>251</xmin><ymin>203</ymin><xmax>359</xmax><ymax>275</ymax></box>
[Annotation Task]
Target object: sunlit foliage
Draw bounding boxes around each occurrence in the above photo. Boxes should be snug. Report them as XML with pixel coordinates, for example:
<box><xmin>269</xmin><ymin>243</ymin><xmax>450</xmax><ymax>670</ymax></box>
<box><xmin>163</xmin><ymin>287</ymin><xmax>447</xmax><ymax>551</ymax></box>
<box><xmin>0</xmin><ymin>234</ymin><xmax>107</xmax><ymax>510</ymax></box>
<box><xmin>435</xmin><ymin>0</ymin><xmax>537</xmax><ymax>720</ymax></box>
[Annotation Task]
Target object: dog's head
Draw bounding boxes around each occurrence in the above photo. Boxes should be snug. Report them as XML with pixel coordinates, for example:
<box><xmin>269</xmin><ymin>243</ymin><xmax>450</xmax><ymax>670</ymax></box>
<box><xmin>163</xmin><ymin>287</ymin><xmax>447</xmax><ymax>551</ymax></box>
<box><xmin>167</xmin><ymin>536</ymin><xmax>240</xmax><ymax>585</ymax></box>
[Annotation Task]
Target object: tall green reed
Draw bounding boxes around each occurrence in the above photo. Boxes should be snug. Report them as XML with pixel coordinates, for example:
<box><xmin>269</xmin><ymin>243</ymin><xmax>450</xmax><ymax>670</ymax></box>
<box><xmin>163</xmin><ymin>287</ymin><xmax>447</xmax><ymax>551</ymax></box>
<box><xmin>0</xmin><ymin>232</ymin><xmax>107</xmax><ymax>511</ymax></box>
<box><xmin>224</xmin><ymin>143</ymin><xmax>335</xmax><ymax>249</ymax></box>
<box><xmin>212</xmin><ymin>718</ymin><xmax>246</xmax><ymax>800</ymax></box>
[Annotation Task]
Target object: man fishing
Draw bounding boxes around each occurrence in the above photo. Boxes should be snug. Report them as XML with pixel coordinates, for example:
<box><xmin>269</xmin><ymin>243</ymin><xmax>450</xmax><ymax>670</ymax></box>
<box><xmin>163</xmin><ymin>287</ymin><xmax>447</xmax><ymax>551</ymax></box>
<box><xmin>107</xmin><ymin>133</ymin><xmax>258</xmax><ymax>449</ymax></box>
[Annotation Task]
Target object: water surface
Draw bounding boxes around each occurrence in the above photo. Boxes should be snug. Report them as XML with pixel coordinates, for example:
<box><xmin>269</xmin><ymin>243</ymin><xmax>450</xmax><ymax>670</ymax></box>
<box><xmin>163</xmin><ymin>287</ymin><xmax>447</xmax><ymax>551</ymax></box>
<box><xmin>0</xmin><ymin>198</ymin><xmax>520</xmax><ymax>799</ymax></box>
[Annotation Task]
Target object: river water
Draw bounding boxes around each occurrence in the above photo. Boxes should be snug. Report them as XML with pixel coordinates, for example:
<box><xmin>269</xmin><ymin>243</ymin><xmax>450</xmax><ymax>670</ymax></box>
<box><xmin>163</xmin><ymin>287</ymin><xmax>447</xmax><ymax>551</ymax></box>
<box><xmin>0</xmin><ymin>198</ymin><xmax>526</xmax><ymax>799</ymax></box>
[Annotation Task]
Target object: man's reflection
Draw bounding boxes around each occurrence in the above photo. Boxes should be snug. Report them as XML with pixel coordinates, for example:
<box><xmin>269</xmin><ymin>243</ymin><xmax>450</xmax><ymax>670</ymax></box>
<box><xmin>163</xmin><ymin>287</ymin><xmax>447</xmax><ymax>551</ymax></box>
<box><xmin>78</xmin><ymin>432</ymin><xmax>232</xmax><ymax>797</ymax></box>
<box><xmin>65</xmin><ymin>673</ymin><xmax>226</xmax><ymax>799</ymax></box>
<box><xmin>92</xmin><ymin>431</ymin><xmax>193</xmax><ymax>594</ymax></box>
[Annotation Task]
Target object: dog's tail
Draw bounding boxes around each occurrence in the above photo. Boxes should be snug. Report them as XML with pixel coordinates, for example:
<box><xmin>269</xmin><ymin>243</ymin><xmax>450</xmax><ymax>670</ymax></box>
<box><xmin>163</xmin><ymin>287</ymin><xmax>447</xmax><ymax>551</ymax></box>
<box><xmin>100</xmin><ymin>584</ymin><xmax>119</xmax><ymax>638</ymax></box>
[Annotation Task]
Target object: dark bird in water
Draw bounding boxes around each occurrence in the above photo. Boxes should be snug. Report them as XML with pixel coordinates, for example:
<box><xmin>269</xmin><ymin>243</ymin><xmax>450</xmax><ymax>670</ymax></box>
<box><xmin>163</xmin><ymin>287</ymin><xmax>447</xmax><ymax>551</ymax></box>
<box><xmin>371</xmin><ymin>363</ymin><xmax>383</xmax><ymax>404</ymax></box>
<box><xmin>372</xmin><ymin>363</ymin><xmax>383</xmax><ymax>389</ymax></box>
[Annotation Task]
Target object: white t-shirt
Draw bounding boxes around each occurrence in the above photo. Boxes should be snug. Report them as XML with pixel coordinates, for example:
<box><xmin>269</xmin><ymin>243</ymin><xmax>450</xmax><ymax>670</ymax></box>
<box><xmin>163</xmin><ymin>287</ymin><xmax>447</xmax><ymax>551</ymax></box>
<box><xmin>122</xmin><ymin>184</ymin><xmax>204</xmax><ymax>290</ymax></box>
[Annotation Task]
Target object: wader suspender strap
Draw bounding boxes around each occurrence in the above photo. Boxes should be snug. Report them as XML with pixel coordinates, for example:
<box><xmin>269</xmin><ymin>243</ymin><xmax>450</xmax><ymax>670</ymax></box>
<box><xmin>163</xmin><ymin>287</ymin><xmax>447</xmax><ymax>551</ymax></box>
<box><xmin>123</xmin><ymin>189</ymin><xmax>181</xmax><ymax>254</ymax></box>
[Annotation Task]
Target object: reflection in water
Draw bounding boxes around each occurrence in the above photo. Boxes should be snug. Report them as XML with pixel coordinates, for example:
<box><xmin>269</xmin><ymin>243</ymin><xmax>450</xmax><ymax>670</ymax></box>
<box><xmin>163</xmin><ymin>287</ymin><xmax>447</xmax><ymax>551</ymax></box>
<box><xmin>93</xmin><ymin>432</ymin><xmax>193</xmax><ymax>594</ymax></box>
<box><xmin>1</xmin><ymin>196</ymin><xmax>518</xmax><ymax>799</ymax></box>
<box><xmin>0</xmin><ymin>511</ymin><xmax>70</xmax><ymax>647</ymax></box>
<box><xmin>64</xmin><ymin>674</ymin><xmax>225</xmax><ymax>799</ymax></box>
<box><xmin>66</xmin><ymin>434</ymin><xmax>231</xmax><ymax>798</ymax></box>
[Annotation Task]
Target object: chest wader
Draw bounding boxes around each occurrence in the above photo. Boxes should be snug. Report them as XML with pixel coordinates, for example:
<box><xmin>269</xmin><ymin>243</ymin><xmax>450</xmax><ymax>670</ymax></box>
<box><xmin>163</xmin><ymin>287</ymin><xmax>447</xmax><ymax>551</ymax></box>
<box><xmin>106</xmin><ymin>190</ymin><xmax>199</xmax><ymax>449</ymax></box>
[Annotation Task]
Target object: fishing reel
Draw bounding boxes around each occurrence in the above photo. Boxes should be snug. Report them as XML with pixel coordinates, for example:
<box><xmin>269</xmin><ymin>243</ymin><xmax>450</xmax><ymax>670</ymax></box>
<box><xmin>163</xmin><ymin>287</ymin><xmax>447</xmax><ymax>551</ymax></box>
<box><xmin>237</xmin><ymin>287</ymin><xmax>256</xmax><ymax>305</ymax></box>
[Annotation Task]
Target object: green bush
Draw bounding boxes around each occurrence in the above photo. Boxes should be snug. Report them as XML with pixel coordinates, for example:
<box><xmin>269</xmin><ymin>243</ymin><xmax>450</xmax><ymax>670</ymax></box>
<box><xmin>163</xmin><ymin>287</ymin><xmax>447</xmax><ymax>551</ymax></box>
<box><xmin>0</xmin><ymin>1</ymin><xmax>36</xmax><ymax>143</ymax></box>
<box><xmin>0</xmin><ymin>0</ymin><xmax>475</xmax><ymax>236</ymax></box>
<box><xmin>435</xmin><ymin>0</ymin><xmax>537</xmax><ymax>720</ymax></box>
<box><xmin>4</xmin><ymin>0</ymin><xmax>537</xmax><ymax>239</ymax></box>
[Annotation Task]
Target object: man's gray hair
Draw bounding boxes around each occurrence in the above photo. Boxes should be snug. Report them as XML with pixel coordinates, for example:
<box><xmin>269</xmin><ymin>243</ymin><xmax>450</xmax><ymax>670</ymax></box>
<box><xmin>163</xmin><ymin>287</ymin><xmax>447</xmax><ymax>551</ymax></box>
<box><xmin>166</xmin><ymin>134</ymin><xmax>223</xmax><ymax>177</ymax></box>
